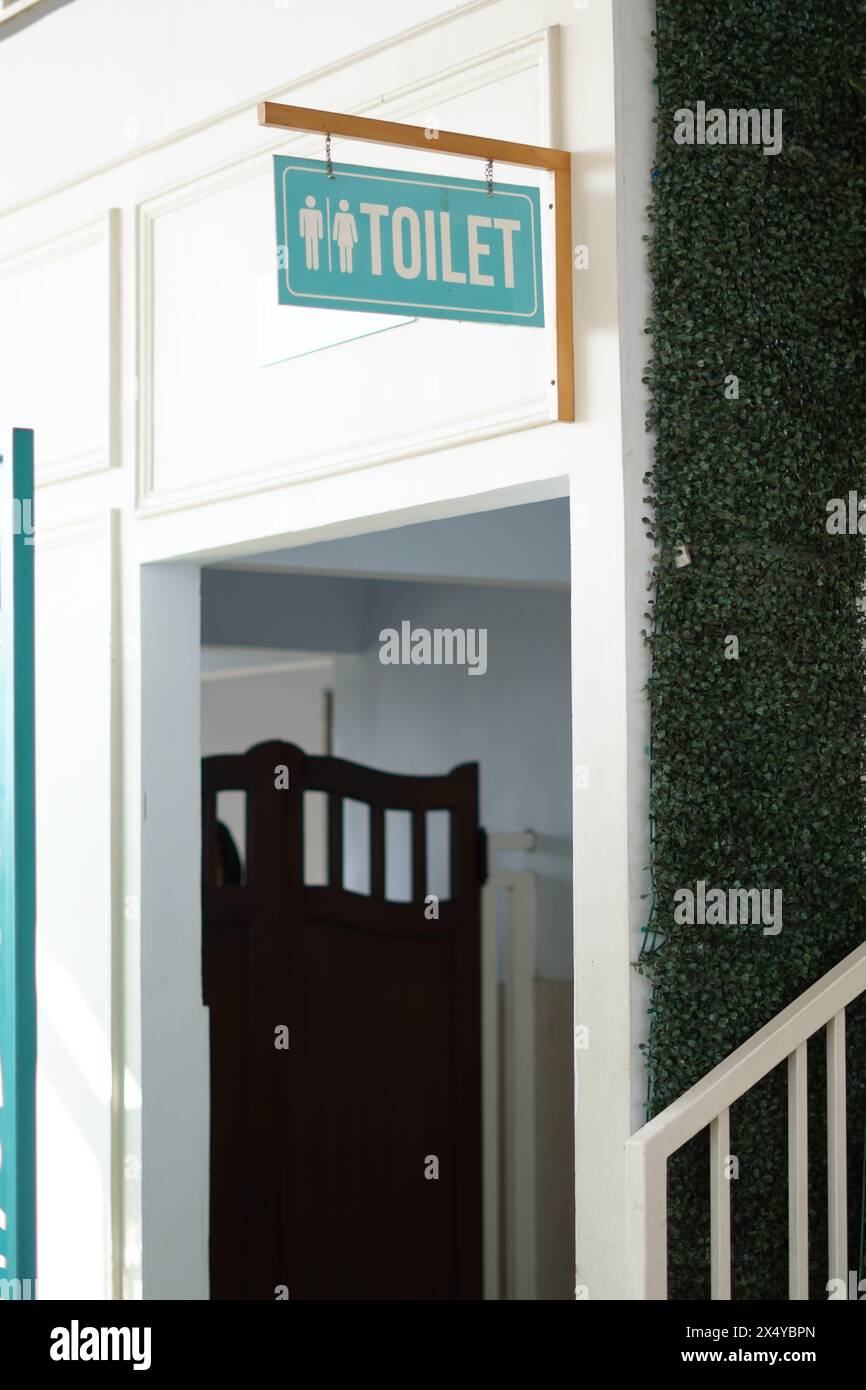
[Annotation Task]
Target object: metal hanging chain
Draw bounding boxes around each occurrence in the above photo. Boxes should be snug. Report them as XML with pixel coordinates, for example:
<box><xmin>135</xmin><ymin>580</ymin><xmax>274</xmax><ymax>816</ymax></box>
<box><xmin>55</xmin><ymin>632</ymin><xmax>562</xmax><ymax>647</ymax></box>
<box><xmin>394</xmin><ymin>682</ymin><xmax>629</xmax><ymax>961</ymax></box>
<box><xmin>325</xmin><ymin>133</ymin><xmax>334</xmax><ymax>180</ymax></box>
<box><xmin>485</xmin><ymin>157</ymin><xmax>494</xmax><ymax>197</ymax></box>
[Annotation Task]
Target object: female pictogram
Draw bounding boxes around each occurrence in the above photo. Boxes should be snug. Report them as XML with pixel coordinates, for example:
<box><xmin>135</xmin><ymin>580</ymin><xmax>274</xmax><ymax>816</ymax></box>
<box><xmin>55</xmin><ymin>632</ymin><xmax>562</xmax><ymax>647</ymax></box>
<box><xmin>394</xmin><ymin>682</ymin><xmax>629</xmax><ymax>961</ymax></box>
<box><xmin>332</xmin><ymin>199</ymin><xmax>358</xmax><ymax>273</ymax></box>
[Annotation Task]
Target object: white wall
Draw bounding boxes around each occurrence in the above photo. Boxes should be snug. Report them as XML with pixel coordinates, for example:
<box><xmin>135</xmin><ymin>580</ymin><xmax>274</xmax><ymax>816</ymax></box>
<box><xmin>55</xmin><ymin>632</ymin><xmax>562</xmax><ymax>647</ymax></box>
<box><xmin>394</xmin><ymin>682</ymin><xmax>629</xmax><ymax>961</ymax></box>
<box><xmin>201</xmin><ymin>656</ymin><xmax>333</xmax><ymax>875</ymax></box>
<box><xmin>35</xmin><ymin>513</ymin><xmax>117</xmax><ymax>1299</ymax></box>
<box><xmin>202</xmin><ymin>659</ymin><xmax>332</xmax><ymax>762</ymax></box>
<box><xmin>0</xmin><ymin>0</ymin><xmax>646</xmax><ymax>1298</ymax></box>
<box><xmin>0</xmin><ymin>0</ymin><xmax>479</xmax><ymax>205</ymax></box>
<box><xmin>333</xmin><ymin>579</ymin><xmax>573</xmax><ymax>979</ymax></box>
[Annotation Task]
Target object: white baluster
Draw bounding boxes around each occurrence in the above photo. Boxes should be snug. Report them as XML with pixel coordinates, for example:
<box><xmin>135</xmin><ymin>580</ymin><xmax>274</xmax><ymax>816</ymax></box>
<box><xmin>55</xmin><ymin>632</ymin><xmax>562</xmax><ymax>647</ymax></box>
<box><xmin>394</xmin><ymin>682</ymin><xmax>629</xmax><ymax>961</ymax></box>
<box><xmin>827</xmin><ymin>1011</ymin><xmax>847</xmax><ymax>1287</ymax></box>
<box><xmin>710</xmin><ymin>1109</ymin><xmax>731</xmax><ymax>1298</ymax></box>
<box><xmin>787</xmin><ymin>1043</ymin><xmax>808</xmax><ymax>1298</ymax></box>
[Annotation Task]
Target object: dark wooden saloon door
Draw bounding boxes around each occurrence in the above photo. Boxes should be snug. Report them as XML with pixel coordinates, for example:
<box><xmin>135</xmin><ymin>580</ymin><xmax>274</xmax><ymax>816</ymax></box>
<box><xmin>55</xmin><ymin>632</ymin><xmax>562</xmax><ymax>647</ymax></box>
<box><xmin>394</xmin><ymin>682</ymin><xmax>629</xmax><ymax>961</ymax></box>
<box><xmin>202</xmin><ymin>741</ymin><xmax>483</xmax><ymax>1300</ymax></box>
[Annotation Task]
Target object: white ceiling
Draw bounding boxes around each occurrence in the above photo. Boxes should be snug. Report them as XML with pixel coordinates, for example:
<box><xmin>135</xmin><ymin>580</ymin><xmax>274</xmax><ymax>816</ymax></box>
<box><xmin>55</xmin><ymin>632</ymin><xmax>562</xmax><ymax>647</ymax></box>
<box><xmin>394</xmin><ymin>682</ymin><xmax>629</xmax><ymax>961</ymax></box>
<box><xmin>213</xmin><ymin>497</ymin><xmax>570</xmax><ymax>589</ymax></box>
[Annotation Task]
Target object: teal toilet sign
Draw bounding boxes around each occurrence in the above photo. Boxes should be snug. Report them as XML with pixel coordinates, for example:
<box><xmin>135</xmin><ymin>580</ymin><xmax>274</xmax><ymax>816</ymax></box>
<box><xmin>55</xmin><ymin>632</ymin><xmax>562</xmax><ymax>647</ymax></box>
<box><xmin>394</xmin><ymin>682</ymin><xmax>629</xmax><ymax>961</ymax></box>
<box><xmin>272</xmin><ymin>156</ymin><xmax>544</xmax><ymax>327</ymax></box>
<box><xmin>0</xmin><ymin>428</ymin><xmax>36</xmax><ymax>1297</ymax></box>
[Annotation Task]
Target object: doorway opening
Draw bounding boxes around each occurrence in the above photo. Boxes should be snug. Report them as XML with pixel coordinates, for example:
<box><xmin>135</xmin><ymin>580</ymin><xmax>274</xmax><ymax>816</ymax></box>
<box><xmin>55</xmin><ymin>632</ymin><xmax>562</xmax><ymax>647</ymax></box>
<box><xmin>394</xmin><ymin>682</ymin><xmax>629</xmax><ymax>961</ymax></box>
<box><xmin>199</xmin><ymin>495</ymin><xmax>574</xmax><ymax>1299</ymax></box>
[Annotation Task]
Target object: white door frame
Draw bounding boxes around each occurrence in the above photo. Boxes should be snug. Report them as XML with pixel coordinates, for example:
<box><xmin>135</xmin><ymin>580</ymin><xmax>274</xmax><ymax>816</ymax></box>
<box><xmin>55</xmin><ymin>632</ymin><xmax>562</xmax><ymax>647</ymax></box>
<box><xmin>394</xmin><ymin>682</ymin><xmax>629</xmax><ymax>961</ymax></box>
<box><xmin>138</xmin><ymin>475</ymin><xmax>580</xmax><ymax>1300</ymax></box>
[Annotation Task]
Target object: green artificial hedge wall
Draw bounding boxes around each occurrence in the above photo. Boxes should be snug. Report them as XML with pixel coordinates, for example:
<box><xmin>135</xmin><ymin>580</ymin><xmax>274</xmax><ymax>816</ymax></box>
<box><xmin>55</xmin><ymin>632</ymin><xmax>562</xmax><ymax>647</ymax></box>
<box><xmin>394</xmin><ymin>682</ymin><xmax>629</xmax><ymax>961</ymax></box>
<box><xmin>642</xmin><ymin>0</ymin><xmax>866</xmax><ymax>1299</ymax></box>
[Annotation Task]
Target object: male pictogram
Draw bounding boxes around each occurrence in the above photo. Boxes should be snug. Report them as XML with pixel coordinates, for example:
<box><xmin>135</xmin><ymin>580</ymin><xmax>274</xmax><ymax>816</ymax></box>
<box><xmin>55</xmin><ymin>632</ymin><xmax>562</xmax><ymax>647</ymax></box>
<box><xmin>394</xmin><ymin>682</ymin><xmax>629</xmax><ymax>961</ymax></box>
<box><xmin>298</xmin><ymin>195</ymin><xmax>323</xmax><ymax>270</ymax></box>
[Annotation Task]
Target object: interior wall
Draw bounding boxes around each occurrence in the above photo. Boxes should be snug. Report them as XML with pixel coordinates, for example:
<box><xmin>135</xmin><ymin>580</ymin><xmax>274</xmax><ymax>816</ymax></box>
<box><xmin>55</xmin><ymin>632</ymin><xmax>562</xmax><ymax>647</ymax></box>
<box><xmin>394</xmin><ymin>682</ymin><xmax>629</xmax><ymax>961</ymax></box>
<box><xmin>201</xmin><ymin>662</ymin><xmax>333</xmax><ymax>761</ymax></box>
<box><xmin>0</xmin><ymin>0</ymin><xmax>638</xmax><ymax>1299</ymax></box>
<box><xmin>332</xmin><ymin>570</ymin><xmax>577</xmax><ymax>1298</ymax></box>
<box><xmin>333</xmin><ymin>579</ymin><xmax>572</xmax><ymax>980</ymax></box>
<box><xmin>200</xmin><ymin>563</ymin><xmax>572</xmax><ymax>975</ymax></box>
<box><xmin>201</xmin><ymin>560</ymin><xmax>574</xmax><ymax>1298</ymax></box>
<box><xmin>201</xmin><ymin>658</ymin><xmax>333</xmax><ymax>879</ymax></box>
<box><xmin>34</xmin><ymin>513</ymin><xmax>116</xmax><ymax>1300</ymax></box>
<box><xmin>0</xmin><ymin>0</ymin><xmax>478</xmax><ymax>204</ymax></box>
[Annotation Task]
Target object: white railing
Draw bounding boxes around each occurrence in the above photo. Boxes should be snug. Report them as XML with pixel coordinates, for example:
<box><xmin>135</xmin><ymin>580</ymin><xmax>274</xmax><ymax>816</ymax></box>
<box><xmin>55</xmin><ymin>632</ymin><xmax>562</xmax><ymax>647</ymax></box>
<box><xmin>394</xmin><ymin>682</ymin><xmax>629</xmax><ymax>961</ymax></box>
<box><xmin>626</xmin><ymin>939</ymin><xmax>866</xmax><ymax>1299</ymax></box>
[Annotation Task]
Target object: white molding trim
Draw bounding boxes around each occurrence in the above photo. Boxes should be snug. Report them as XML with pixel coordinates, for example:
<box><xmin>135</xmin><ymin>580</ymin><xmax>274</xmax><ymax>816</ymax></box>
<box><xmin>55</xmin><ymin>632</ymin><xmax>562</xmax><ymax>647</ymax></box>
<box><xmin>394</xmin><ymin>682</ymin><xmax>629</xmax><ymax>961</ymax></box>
<box><xmin>215</xmin><ymin>560</ymin><xmax>570</xmax><ymax>591</ymax></box>
<box><xmin>0</xmin><ymin>1</ymin><xmax>502</xmax><ymax>218</ymax></box>
<box><xmin>1</xmin><ymin>211</ymin><xmax>120</xmax><ymax>487</ymax></box>
<box><xmin>134</xmin><ymin>29</ymin><xmax>556</xmax><ymax>222</ymax></box>
<box><xmin>135</xmin><ymin>30</ymin><xmax>558</xmax><ymax>517</ymax></box>
<box><xmin>201</xmin><ymin>656</ymin><xmax>335</xmax><ymax>682</ymax></box>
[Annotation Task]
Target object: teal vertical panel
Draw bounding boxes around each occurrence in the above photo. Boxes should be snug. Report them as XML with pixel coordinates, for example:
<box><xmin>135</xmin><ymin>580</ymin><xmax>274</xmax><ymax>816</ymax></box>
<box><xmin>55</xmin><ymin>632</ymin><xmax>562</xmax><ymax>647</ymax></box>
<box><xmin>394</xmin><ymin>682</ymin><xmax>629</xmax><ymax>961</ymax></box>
<box><xmin>0</xmin><ymin>427</ymin><xmax>36</xmax><ymax>1294</ymax></box>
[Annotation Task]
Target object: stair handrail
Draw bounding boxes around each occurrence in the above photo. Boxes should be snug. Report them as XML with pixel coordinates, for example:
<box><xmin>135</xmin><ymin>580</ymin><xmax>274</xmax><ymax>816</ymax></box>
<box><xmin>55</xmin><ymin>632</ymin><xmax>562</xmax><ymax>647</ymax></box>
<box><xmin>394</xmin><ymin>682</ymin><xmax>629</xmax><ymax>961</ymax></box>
<box><xmin>625</xmin><ymin>938</ymin><xmax>866</xmax><ymax>1298</ymax></box>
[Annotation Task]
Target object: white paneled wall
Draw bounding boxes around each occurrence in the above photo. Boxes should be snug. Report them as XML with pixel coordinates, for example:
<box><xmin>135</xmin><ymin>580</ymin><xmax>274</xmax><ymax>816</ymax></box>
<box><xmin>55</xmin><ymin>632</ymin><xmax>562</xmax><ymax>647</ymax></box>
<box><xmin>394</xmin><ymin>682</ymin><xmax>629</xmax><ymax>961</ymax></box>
<box><xmin>0</xmin><ymin>0</ymin><xmax>639</xmax><ymax>1299</ymax></box>
<box><xmin>0</xmin><ymin>0</ymin><xmax>476</xmax><ymax>204</ymax></box>
<box><xmin>139</xmin><ymin>37</ymin><xmax>555</xmax><ymax>511</ymax></box>
<box><xmin>0</xmin><ymin>213</ymin><xmax>118</xmax><ymax>484</ymax></box>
